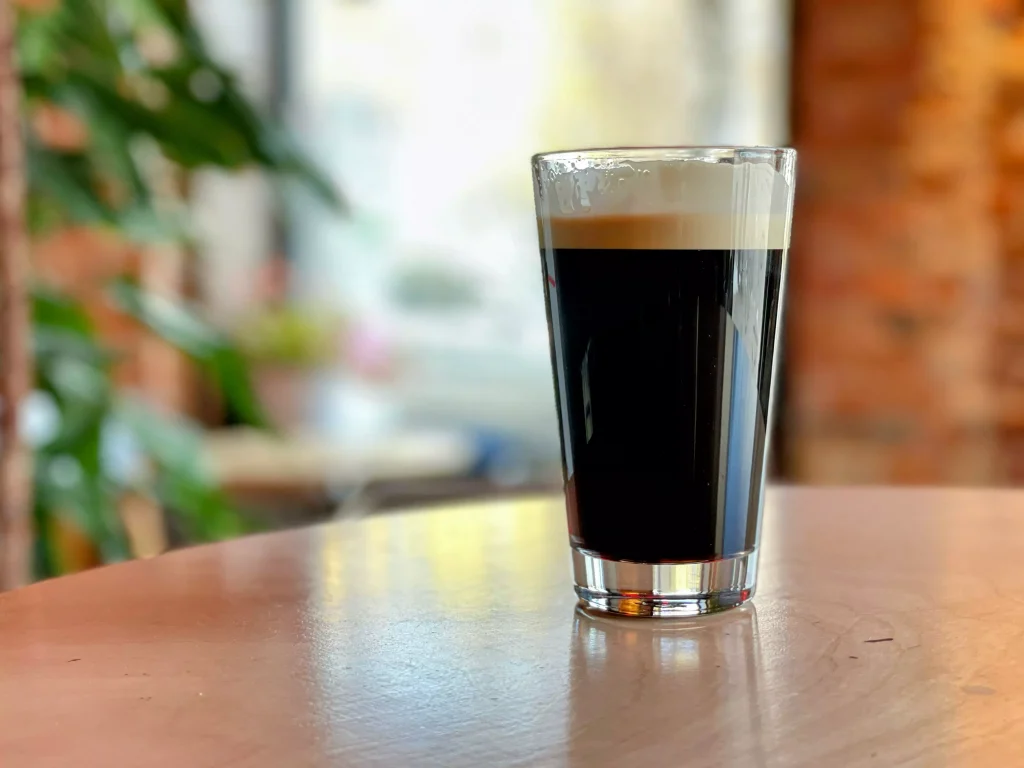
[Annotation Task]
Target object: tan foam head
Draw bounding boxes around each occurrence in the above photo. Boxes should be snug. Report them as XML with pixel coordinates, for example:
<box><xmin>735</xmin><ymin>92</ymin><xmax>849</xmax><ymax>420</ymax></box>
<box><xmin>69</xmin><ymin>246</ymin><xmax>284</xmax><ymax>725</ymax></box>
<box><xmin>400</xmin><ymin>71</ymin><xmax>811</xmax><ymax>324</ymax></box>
<box><xmin>535</xmin><ymin>158</ymin><xmax>792</xmax><ymax>250</ymax></box>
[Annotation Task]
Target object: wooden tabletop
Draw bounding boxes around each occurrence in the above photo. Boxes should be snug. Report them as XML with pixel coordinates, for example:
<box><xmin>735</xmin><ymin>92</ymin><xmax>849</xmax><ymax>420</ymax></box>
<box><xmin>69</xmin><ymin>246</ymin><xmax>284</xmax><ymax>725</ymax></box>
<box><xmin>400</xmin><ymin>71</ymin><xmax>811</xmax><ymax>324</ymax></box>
<box><xmin>2</xmin><ymin>487</ymin><xmax>1024</xmax><ymax>767</ymax></box>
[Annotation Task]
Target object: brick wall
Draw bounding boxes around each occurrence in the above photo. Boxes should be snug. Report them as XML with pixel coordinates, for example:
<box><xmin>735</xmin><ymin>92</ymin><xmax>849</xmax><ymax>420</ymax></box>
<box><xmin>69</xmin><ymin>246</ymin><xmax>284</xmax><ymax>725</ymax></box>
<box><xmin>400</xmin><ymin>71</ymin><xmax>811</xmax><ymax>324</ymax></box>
<box><xmin>787</xmin><ymin>0</ymin><xmax>1001</xmax><ymax>483</ymax></box>
<box><xmin>994</xmin><ymin>21</ymin><xmax>1024</xmax><ymax>481</ymax></box>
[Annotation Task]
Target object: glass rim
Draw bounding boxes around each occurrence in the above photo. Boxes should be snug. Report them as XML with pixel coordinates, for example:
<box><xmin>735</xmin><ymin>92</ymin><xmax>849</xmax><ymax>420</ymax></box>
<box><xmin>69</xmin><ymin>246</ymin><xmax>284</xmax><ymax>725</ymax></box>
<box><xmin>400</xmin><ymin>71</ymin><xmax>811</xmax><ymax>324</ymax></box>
<box><xmin>531</xmin><ymin>145</ymin><xmax>796</xmax><ymax>165</ymax></box>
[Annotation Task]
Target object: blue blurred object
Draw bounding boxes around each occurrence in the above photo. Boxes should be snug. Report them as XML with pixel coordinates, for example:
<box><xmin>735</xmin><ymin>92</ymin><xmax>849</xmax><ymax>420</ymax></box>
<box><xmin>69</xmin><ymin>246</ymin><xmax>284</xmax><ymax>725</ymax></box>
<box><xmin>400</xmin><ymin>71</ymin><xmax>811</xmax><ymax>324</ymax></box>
<box><xmin>470</xmin><ymin>428</ymin><xmax>531</xmax><ymax>487</ymax></box>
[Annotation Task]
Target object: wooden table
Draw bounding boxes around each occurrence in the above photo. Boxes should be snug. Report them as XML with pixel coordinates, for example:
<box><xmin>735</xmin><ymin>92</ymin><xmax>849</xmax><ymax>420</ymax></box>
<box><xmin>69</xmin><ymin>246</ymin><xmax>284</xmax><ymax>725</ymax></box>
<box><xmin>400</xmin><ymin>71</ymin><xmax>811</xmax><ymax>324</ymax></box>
<box><xmin>2</xmin><ymin>487</ymin><xmax>1024</xmax><ymax>767</ymax></box>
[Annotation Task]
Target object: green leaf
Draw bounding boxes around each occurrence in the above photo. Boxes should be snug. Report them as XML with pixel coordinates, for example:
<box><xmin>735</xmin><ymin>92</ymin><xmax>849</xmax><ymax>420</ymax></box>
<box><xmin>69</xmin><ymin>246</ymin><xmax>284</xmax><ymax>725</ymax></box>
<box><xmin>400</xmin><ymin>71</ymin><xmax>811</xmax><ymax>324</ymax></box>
<box><xmin>22</xmin><ymin>0</ymin><xmax>346</xmax><ymax>215</ymax></box>
<box><xmin>31</xmin><ymin>289</ymin><xmax>122</xmax><ymax>457</ymax></box>
<box><xmin>109</xmin><ymin>277</ymin><xmax>270</xmax><ymax>428</ymax></box>
<box><xmin>29</xmin><ymin>285</ymin><xmax>128</xmax><ymax>572</ymax></box>
<box><xmin>34</xmin><ymin>328</ymin><xmax>114</xmax><ymax>368</ymax></box>
<box><xmin>62</xmin><ymin>0</ymin><xmax>126</xmax><ymax>80</ymax></box>
<box><xmin>117</xmin><ymin>204</ymin><xmax>190</xmax><ymax>244</ymax></box>
<box><xmin>259</xmin><ymin>125</ymin><xmax>345</xmax><ymax>210</ymax></box>
<box><xmin>32</xmin><ymin>500</ymin><xmax>59</xmax><ymax>580</ymax></box>
<box><xmin>32</xmin><ymin>284</ymin><xmax>95</xmax><ymax>336</ymax></box>
<box><xmin>37</xmin><ymin>353</ymin><xmax>113</xmax><ymax>454</ymax></box>
<box><xmin>35</xmin><ymin>451</ymin><xmax>131</xmax><ymax>566</ymax></box>
<box><xmin>116</xmin><ymin>397</ymin><xmax>206</xmax><ymax>479</ymax></box>
<box><xmin>116</xmin><ymin>397</ymin><xmax>251</xmax><ymax>541</ymax></box>
<box><xmin>27</xmin><ymin>144</ymin><xmax>115</xmax><ymax>225</ymax></box>
<box><xmin>27</xmin><ymin>192</ymin><xmax>69</xmax><ymax>234</ymax></box>
<box><xmin>107</xmin><ymin>0</ymin><xmax>174</xmax><ymax>32</ymax></box>
<box><xmin>108</xmin><ymin>277</ymin><xmax>220</xmax><ymax>353</ymax></box>
<box><xmin>16</xmin><ymin>5</ymin><xmax>66</xmax><ymax>77</ymax></box>
<box><xmin>32</xmin><ymin>288</ymin><xmax>114</xmax><ymax>370</ymax></box>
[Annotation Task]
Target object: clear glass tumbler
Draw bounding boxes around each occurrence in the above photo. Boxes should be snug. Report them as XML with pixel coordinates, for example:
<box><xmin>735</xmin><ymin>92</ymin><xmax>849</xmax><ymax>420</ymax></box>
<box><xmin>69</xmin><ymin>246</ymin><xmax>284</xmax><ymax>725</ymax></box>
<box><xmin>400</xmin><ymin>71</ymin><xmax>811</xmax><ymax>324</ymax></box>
<box><xmin>532</xmin><ymin>147</ymin><xmax>797</xmax><ymax>617</ymax></box>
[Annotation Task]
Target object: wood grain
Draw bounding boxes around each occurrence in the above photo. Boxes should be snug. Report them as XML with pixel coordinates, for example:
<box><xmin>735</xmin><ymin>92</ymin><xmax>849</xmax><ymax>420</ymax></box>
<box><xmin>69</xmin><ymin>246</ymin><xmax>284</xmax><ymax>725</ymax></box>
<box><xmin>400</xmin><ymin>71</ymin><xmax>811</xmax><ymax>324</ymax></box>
<box><xmin>3</xmin><ymin>487</ymin><xmax>1024</xmax><ymax>766</ymax></box>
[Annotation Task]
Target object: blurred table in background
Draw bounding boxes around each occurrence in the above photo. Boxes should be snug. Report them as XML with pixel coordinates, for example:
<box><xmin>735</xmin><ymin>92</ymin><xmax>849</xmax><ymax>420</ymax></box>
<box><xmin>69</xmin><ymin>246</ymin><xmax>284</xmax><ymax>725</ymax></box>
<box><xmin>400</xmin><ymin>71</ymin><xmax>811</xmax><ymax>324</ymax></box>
<box><xmin>4</xmin><ymin>487</ymin><xmax>1024</xmax><ymax>766</ymax></box>
<box><xmin>203</xmin><ymin>428</ymin><xmax>480</xmax><ymax>520</ymax></box>
<box><xmin>205</xmin><ymin>428</ymin><xmax>476</xmax><ymax>492</ymax></box>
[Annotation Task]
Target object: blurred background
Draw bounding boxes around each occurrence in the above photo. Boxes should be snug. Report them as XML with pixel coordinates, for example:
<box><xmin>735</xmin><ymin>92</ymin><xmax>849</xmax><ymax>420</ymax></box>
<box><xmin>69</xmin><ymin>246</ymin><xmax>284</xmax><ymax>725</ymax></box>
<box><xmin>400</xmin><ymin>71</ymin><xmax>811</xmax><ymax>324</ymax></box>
<box><xmin>4</xmin><ymin>0</ymin><xmax>1017</xmax><ymax>581</ymax></box>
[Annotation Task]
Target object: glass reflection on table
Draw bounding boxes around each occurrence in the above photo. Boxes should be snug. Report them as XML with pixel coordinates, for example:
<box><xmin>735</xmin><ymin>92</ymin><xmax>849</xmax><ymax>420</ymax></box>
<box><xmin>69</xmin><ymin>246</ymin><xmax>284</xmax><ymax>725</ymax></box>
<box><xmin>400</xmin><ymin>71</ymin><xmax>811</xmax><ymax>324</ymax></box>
<box><xmin>569</xmin><ymin>604</ymin><xmax>767</xmax><ymax>768</ymax></box>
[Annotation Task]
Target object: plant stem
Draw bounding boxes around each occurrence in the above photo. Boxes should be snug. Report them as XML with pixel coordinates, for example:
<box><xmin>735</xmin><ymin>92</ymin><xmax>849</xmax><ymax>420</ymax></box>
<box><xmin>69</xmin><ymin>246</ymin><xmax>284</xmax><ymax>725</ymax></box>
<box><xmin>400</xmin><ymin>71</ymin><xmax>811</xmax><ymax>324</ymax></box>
<box><xmin>0</xmin><ymin>1</ymin><xmax>33</xmax><ymax>589</ymax></box>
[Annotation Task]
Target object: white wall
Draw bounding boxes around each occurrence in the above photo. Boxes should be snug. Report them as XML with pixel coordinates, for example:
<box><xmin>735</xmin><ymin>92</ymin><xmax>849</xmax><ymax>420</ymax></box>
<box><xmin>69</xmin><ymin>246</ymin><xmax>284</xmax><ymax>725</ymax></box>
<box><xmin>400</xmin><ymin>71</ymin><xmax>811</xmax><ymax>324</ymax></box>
<box><xmin>189</xmin><ymin>0</ymin><xmax>275</xmax><ymax>326</ymax></box>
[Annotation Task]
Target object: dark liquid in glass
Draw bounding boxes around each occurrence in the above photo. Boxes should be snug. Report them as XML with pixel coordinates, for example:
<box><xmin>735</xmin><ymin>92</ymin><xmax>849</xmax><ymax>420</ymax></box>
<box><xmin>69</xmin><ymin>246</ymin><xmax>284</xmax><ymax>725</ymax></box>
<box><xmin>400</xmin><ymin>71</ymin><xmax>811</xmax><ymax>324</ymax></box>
<box><xmin>542</xmin><ymin>244</ymin><xmax>785</xmax><ymax>563</ymax></box>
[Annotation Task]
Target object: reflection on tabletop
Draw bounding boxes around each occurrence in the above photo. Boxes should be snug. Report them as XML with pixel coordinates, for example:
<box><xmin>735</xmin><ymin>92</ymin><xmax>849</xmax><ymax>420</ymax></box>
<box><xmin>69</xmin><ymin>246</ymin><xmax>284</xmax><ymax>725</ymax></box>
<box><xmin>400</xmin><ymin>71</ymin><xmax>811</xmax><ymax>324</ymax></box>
<box><xmin>570</xmin><ymin>605</ymin><xmax>766</xmax><ymax>767</ymax></box>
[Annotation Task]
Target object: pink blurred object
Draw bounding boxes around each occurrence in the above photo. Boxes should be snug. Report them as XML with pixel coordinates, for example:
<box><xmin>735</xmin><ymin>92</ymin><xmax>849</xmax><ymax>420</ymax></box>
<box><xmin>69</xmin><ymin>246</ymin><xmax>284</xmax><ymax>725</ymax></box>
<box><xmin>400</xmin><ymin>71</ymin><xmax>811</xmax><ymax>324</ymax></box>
<box><xmin>345</xmin><ymin>323</ymin><xmax>396</xmax><ymax>382</ymax></box>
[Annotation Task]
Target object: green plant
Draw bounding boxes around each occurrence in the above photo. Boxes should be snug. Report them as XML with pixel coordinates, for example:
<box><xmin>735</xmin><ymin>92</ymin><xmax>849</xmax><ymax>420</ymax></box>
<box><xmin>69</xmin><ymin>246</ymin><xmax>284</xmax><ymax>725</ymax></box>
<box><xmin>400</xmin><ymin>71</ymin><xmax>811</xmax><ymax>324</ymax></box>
<box><xmin>16</xmin><ymin>0</ymin><xmax>342</xmax><ymax>578</ymax></box>
<box><xmin>236</xmin><ymin>305</ymin><xmax>337</xmax><ymax>368</ymax></box>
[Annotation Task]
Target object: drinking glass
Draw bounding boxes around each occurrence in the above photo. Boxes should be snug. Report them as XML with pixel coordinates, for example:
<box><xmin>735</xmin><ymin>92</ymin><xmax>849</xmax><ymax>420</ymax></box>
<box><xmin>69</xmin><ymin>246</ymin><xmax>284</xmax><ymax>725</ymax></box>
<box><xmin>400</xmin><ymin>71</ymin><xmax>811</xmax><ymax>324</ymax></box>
<box><xmin>532</xmin><ymin>147</ymin><xmax>796</xmax><ymax>617</ymax></box>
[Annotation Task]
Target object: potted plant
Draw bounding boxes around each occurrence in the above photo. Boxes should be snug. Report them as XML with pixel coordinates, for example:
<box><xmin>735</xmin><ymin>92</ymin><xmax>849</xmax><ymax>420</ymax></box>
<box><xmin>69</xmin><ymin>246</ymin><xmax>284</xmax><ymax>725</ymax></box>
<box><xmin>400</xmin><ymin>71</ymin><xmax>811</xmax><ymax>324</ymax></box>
<box><xmin>236</xmin><ymin>302</ymin><xmax>339</xmax><ymax>430</ymax></box>
<box><xmin>0</xmin><ymin>0</ymin><xmax>343</xmax><ymax>583</ymax></box>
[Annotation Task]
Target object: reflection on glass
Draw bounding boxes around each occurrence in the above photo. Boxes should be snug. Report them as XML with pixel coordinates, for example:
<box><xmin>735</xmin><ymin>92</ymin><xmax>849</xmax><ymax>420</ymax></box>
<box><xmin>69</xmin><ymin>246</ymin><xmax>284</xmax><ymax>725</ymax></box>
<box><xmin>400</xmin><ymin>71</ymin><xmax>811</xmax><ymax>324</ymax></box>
<box><xmin>569</xmin><ymin>605</ymin><xmax>766</xmax><ymax>767</ymax></box>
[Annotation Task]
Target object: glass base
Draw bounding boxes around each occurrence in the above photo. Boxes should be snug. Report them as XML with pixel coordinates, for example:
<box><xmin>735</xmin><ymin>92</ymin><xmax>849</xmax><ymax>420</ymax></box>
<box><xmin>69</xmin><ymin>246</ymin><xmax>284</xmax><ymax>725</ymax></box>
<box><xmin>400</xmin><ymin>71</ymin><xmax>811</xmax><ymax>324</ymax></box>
<box><xmin>572</xmin><ymin>548</ymin><xmax>758</xmax><ymax>618</ymax></box>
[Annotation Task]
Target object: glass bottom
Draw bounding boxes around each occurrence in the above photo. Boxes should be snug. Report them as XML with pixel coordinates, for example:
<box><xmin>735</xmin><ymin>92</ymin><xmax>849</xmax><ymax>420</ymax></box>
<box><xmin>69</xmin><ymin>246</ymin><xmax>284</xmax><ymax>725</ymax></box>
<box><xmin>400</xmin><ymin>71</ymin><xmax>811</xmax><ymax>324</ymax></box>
<box><xmin>572</xmin><ymin>548</ymin><xmax>758</xmax><ymax>618</ymax></box>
